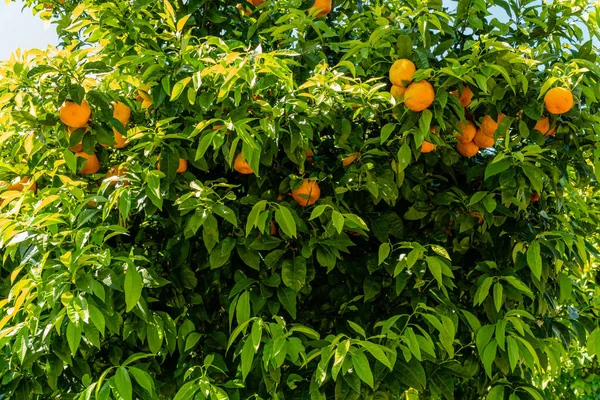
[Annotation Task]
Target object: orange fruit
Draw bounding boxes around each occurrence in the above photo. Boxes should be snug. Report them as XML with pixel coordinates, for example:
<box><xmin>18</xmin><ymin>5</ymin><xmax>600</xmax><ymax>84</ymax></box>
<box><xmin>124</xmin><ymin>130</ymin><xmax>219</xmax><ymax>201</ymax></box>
<box><xmin>390</xmin><ymin>85</ymin><xmax>406</xmax><ymax>100</ymax></box>
<box><xmin>544</xmin><ymin>87</ymin><xmax>573</xmax><ymax>114</ymax></box>
<box><xmin>403</xmin><ymin>81</ymin><xmax>435</xmax><ymax>112</ymax></box>
<box><xmin>157</xmin><ymin>155</ymin><xmax>187</xmax><ymax>173</ymax></box>
<box><xmin>470</xmin><ymin>211</ymin><xmax>484</xmax><ymax>225</ymax></box>
<box><xmin>450</xmin><ymin>86</ymin><xmax>473</xmax><ymax>107</ymax></box>
<box><xmin>75</xmin><ymin>151</ymin><xmax>100</xmax><ymax>175</ymax></box>
<box><xmin>533</xmin><ymin>117</ymin><xmax>557</xmax><ymax>137</ymax></box>
<box><xmin>481</xmin><ymin>113</ymin><xmax>506</xmax><ymax>137</ymax></box>
<box><xmin>456</xmin><ymin>141</ymin><xmax>479</xmax><ymax>157</ymax></box>
<box><xmin>247</xmin><ymin>0</ymin><xmax>264</xmax><ymax>5</ymax></box>
<box><xmin>105</xmin><ymin>165</ymin><xmax>129</xmax><ymax>186</ymax></box>
<box><xmin>291</xmin><ymin>179</ymin><xmax>321</xmax><ymax>207</ymax></box>
<box><xmin>136</xmin><ymin>87</ymin><xmax>151</xmax><ymax>102</ymax></box>
<box><xmin>473</xmin><ymin>129</ymin><xmax>495</xmax><ymax>149</ymax></box>
<box><xmin>8</xmin><ymin>177</ymin><xmax>36</xmax><ymax>192</ymax></box>
<box><xmin>309</xmin><ymin>0</ymin><xmax>332</xmax><ymax>17</ymax></box>
<box><xmin>112</xmin><ymin>101</ymin><xmax>131</xmax><ymax>127</ymax></box>
<box><xmin>456</xmin><ymin>121</ymin><xmax>476</xmax><ymax>143</ymax></box>
<box><xmin>421</xmin><ymin>141</ymin><xmax>435</xmax><ymax>153</ymax></box>
<box><xmin>270</xmin><ymin>220</ymin><xmax>277</xmax><ymax>235</ymax></box>
<box><xmin>342</xmin><ymin>152</ymin><xmax>359</xmax><ymax>166</ymax></box>
<box><xmin>389</xmin><ymin>59</ymin><xmax>416</xmax><ymax>87</ymax></box>
<box><xmin>113</xmin><ymin>129</ymin><xmax>128</xmax><ymax>148</ymax></box>
<box><xmin>59</xmin><ymin>100</ymin><xmax>91</xmax><ymax>129</ymax></box>
<box><xmin>236</xmin><ymin>3</ymin><xmax>252</xmax><ymax>15</ymax></box>
<box><xmin>277</xmin><ymin>194</ymin><xmax>284</xmax><ymax>201</ymax></box>
<box><xmin>531</xmin><ymin>192</ymin><xmax>540</xmax><ymax>203</ymax></box>
<box><xmin>234</xmin><ymin>153</ymin><xmax>253</xmax><ymax>175</ymax></box>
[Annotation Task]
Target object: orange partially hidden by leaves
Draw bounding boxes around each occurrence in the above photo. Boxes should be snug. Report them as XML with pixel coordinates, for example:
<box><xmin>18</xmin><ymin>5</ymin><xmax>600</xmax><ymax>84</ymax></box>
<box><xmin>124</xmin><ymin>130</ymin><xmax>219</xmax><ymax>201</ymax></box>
<box><xmin>247</xmin><ymin>0</ymin><xmax>264</xmax><ymax>5</ymax></box>
<box><xmin>342</xmin><ymin>152</ymin><xmax>359</xmax><ymax>166</ymax></box>
<box><xmin>75</xmin><ymin>151</ymin><xmax>101</xmax><ymax>175</ymax></box>
<box><xmin>481</xmin><ymin>113</ymin><xmax>506</xmax><ymax>137</ymax></box>
<box><xmin>470</xmin><ymin>211</ymin><xmax>484</xmax><ymax>225</ymax></box>
<box><xmin>404</xmin><ymin>81</ymin><xmax>435</xmax><ymax>112</ymax></box>
<box><xmin>473</xmin><ymin>129</ymin><xmax>495</xmax><ymax>149</ymax></box>
<box><xmin>60</xmin><ymin>100</ymin><xmax>91</xmax><ymax>129</ymax></box>
<box><xmin>456</xmin><ymin>141</ymin><xmax>479</xmax><ymax>157</ymax></box>
<box><xmin>9</xmin><ymin>176</ymin><xmax>36</xmax><ymax>192</ymax></box>
<box><xmin>305</xmin><ymin>148</ymin><xmax>314</xmax><ymax>163</ymax></box>
<box><xmin>67</xmin><ymin>126</ymin><xmax>86</xmax><ymax>152</ymax></box>
<box><xmin>450</xmin><ymin>86</ymin><xmax>473</xmax><ymax>107</ymax></box>
<box><xmin>106</xmin><ymin>165</ymin><xmax>129</xmax><ymax>186</ymax></box>
<box><xmin>292</xmin><ymin>179</ymin><xmax>321</xmax><ymax>207</ymax></box>
<box><xmin>113</xmin><ymin>129</ymin><xmax>128</xmax><ymax>148</ymax></box>
<box><xmin>390</xmin><ymin>85</ymin><xmax>406</xmax><ymax>100</ymax></box>
<box><xmin>309</xmin><ymin>0</ymin><xmax>332</xmax><ymax>17</ymax></box>
<box><xmin>234</xmin><ymin>153</ymin><xmax>254</xmax><ymax>175</ymax></box>
<box><xmin>456</xmin><ymin>121</ymin><xmax>476</xmax><ymax>143</ymax></box>
<box><xmin>531</xmin><ymin>192</ymin><xmax>540</xmax><ymax>203</ymax></box>
<box><xmin>544</xmin><ymin>87</ymin><xmax>573</xmax><ymax>114</ymax></box>
<box><xmin>236</xmin><ymin>3</ymin><xmax>252</xmax><ymax>15</ymax></box>
<box><xmin>421</xmin><ymin>141</ymin><xmax>435</xmax><ymax>153</ymax></box>
<box><xmin>533</xmin><ymin>117</ymin><xmax>557</xmax><ymax>137</ymax></box>
<box><xmin>277</xmin><ymin>194</ymin><xmax>284</xmax><ymax>201</ymax></box>
<box><xmin>157</xmin><ymin>155</ymin><xmax>187</xmax><ymax>173</ymax></box>
<box><xmin>112</xmin><ymin>101</ymin><xmax>131</xmax><ymax>126</ymax></box>
<box><xmin>389</xmin><ymin>59</ymin><xmax>416</xmax><ymax>87</ymax></box>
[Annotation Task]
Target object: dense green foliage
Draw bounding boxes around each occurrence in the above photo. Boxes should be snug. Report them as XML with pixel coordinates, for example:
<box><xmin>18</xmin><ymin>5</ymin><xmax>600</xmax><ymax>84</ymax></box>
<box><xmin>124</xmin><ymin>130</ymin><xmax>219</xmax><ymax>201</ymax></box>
<box><xmin>1</xmin><ymin>0</ymin><xmax>600</xmax><ymax>398</ymax></box>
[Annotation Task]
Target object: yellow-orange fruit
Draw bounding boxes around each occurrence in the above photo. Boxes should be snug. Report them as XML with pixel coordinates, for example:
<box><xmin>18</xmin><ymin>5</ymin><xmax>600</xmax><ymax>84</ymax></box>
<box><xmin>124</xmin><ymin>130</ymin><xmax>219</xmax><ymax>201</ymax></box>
<box><xmin>105</xmin><ymin>165</ymin><xmax>129</xmax><ymax>186</ymax></box>
<box><xmin>456</xmin><ymin>141</ymin><xmax>479</xmax><ymax>157</ymax></box>
<box><xmin>533</xmin><ymin>117</ymin><xmax>557</xmax><ymax>137</ymax></box>
<box><xmin>473</xmin><ymin>129</ymin><xmax>495</xmax><ymax>149</ymax></box>
<box><xmin>390</xmin><ymin>85</ymin><xmax>406</xmax><ymax>100</ymax></box>
<box><xmin>309</xmin><ymin>0</ymin><xmax>332</xmax><ymax>17</ymax></box>
<box><xmin>291</xmin><ymin>179</ymin><xmax>321</xmax><ymax>207</ymax></box>
<box><xmin>403</xmin><ymin>81</ymin><xmax>435</xmax><ymax>112</ymax></box>
<box><xmin>342</xmin><ymin>152</ymin><xmax>359</xmax><ymax>166</ymax></box>
<box><xmin>481</xmin><ymin>113</ymin><xmax>506</xmax><ymax>137</ymax></box>
<box><xmin>75</xmin><ymin>151</ymin><xmax>100</xmax><ymax>175</ymax></box>
<box><xmin>456</xmin><ymin>121</ymin><xmax>476</xmax><ymax>143</ymax></box>
<box><xmin>234</xmin><ymin>153</ymin><xmax>253</xmax><ymax>175</ymax></box>
<box><xmin>544</xmin><ymin>87</ymin><xmax>573</xmax><ymax>114</ymax></box>
<box><xmin>157</xmin><ymin>155</ymin><xmax>187</xmax><ymax>173</ymax></box>
<box><xmin>421</xmin><ymin>141</ymin><xmax>435</xmax><ymax>153</ymax></box>
<box><xmin>389</xmin><ymin>59</ymin><xmax>416</xmax><ymax>87</ymax></box>
<box><xmin>60</xmin><ymin>100</ymin><xmax>91</xmax><ymax>129</ymax></box>
<box><xmin>450</xmin><ymin>86</ymin><xmax>473</xmax><ymax>107</ymax></box>
<box><xmin>112</xmin><ymin>101</ymin><xmax>131</xmax><ymax>127</ymax></box>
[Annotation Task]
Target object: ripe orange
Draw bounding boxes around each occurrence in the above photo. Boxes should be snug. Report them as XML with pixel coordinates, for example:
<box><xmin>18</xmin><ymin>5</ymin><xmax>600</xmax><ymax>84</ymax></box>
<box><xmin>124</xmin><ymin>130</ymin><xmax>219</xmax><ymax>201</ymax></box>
<box><xmin>342</xmin><ymin>152</ymin><xmax>359</xmax><ymax>166</ymax></box>
<box><xmin>421</xmin><ymin>141</ymin><xmax>435</xmax><ymax>153</ymax></box>
<box><xmin>112</xmin><ymin>101</ymin><xmax>131</xmax><ymax>126</ymax></box>
<box><xmin>473</xmin><ymin>129</ymin><xmax>494</xmax><ymax>149</ymax></box>
<box><xmin>390</xmin><ymin>85</ymin><xmax>406</xmax><ymax>100</ymax></box>
<box><xmin>403</xmin><ymin>81</ymin><xmax>435</xmax><ymax>112</ymax></box>
<box><xmin>450</xmin><ymin>86</ymin><xmax>473</xmax><ymax>107</ymax></box>
<box><xmin>292</xmin><ymin>179</ymin><xmax>320</xmax><ymax>207</ymax></box>
<box><xmin>234</xmin><ymin>153</ymin><xmax>253</xmax><ymax>174</ymax></box>
<box><xmin>305</xmin><ymin>148</ymin><xmax>314</xmax><ymax>163</ymax></box>
<box><xmin>456</xmin><ymin>121</ymin><xmax>476</xmax><ymax>143</ymax></box>
<box><xmin>456</xmin><ymin>141</ymin><xmax>479</xmax><ymax>157</ymax></box>
<box><xmin>113</xmin><ymin>129</ymin><xmax>128</xmax><ymax>148</ymax></box>
<box><xmin>60</xmin><ymin>100</ymin><xmax>91</xmax><ymax>129</ymax></box>
<box><xmin>236</xmin><ymin>3</ymin><xmax>252</xmax><ymax>15</ymax></box>
<box><xmin>544</xmin><ymin>87</ymin><xmax>573</xmax><ymax>114</ymax></box>
<box><xmin>481</xmin><ymin>113</ymin><xmax>506</xmax><ymax>137</ymax></box>
<box><xmin>389</xmin><ymin>59</ymin><xmax>416</xmax><ymax>87</ymax></box>
<box><xmin>247</xmin><ymin>0</ymin><xmax>264</xmax><ymax>5</ymax></box>
<box><xmin>309</xmin><ymin>0</ymin><xmax>332</xmax><ymax>17</ymax></box>
<box><xmin>75</xmin><ymin>151</ymin><xmax>101</xmax><ymax>175</ymax></box>
<box><xmin>8</xmin><ymin>177</ymin><xmax>36</xmax><ymax>192</ymax></box>
<box><xmin>157</xmin><ymin>155</ymin><xmax>187</xmax><ymax>173</ymax></box>
<box><xmin>531</xmin><ymin>192</ymin><xmax>540</xmax><ymax>203</ymax></box>
<box><xmin>105</xmin><ymin>165</ymin><xmax>129</xmax><ymax>186</ymax></box>
<box><xmin>533</xmin><ymin>117</ymin><xmax>557</xmax><ymax>137</ymax></box>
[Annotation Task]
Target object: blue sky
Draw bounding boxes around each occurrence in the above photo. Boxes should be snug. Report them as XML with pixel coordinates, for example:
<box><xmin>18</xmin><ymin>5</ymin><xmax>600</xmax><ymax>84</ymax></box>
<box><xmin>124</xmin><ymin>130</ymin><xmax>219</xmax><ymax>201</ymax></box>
<box><xmin>0</xmin><ymin>1</ymin><xmax>58</xmax><ymax>60</ymax></box>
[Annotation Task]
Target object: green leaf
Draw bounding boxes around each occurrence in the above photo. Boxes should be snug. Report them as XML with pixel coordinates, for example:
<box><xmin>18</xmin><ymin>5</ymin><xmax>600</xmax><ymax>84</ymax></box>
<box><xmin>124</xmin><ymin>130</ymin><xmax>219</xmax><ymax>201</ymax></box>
<box><xmin>236</xmin><ymin>291</ymin><xmax>251</xmax><ymax>325</ymax></box>
<box><xmin>493</xmin><ymin>283</ymin><xmax>503</xmax><ymax>312</ymax></box>
<box><xmin>484</xmin><ymin>159</ymin><xmax>512</xmax><ymax>180</ymax></box>
<box><xmin>246</xmin><ymin>200</ymin><xmax>267</xmax><ymax>236</ymax></box>
<box><xmin>348</xmin><ymin>321</ymin><xmax>366</xmax><ymax>338</ymax></box>
<box><xmin>526</xmin><ymin>240</ymin><xmax>542</xmax><ymax>280</ymax></box>
<box><xmin>282</xmin><ymin>257</ymin><xmax>307</xmax><ymax>293</ymax></box>
<box><xmin>128</xmin><ymin>367</ymin><xmax>154</xmax><ymax>397</ymax></box>
<box><xmin>482</xmin><ymin>340</ymin><xmax>497</xmax><ymax>378</ymax></box>
<box><xmin>426</xmin><ymin>256</ymin><xmax>443</xmax><ymax>286</ymax></box>
<box><xmin>468</xmin><ymin>191</ymin><xmax>488</xmax><ymax>206</ymax></box>
<box><xmin>332</xmin><ymin>210</ymin><xmax>344</xmax><ymax>234</ymax></box>
<box><xmin>88</xmin><ymin>304</ymin><xmax>105</xmax><ymax>335</ymax></box>
<box><xmin>275</xmin><ymin>205</ymin><xmax>297</xmax><ymax>238</ymax></box>
<box><xmin>378</xmin><ymin>243</ymin><xmax>391</xmax><ymax>265</ymax></box>
<box><xmin>171</xmin><ymin>77</ymin><xmax>191</xmax><ymax>101</ymax></box>
<box><xmin>114</xmin><ymin>367</ymin><xmax>132</xmax><ymax>400</ymax></box>
<box><xmin>277</xmin><ymin>287</ymin><xmax>297</xmax><ymax>319</ymax></box>
<box><xmin>397</xmin><ymin>142</ymin><xmax>412</xmax><ymax>173</ymax></box>
<box><xmin>363</xmin><ymin>276</ymin><xmax>381</xmax><ymax>302</ymax></box>
<box><xmin>124</xmin><ymin>265</ymin><xmax>143</xmax><ymax>313</ymax></box>
<box><xmin>212</xmin><ymin>204</ymin><xmax>238</xmax><ymax>227</ymax></box>
<box><xmin>507</xmin><ymin>336</ymin><xmax>519</xmax><ymax>372</ymax></box>
<box><xmin>309</xmin><ymin>204</ymin><xmax>329</xmax><ymax>220</ymax></box>
<box><xmin>173</xmin><ymin>380</ymin><xmax>198</xmax><ymax>400</ymax></box>
<box><xmin>66</xmin><ymin>321</ymin><xmax>82</xmax><ymax>355</ymax></box>
<box><xmin>241</xmin><ymin>337</ymin><xmax>255</xmax><ymax>381</ymax></box>
<box><xmin>380</xmin><ymin>123</ymin><xmax>397</xmax><ymax>144</ymax></box>
<box><xmin>474</xmin><ymin>277</ymin><xmax>494</xmax><ymax>306</ymax></box>
<box><xmin>487</xmin><ymin>385</ymin><xmax>505</xmax><ymax>400</ymax></box>
<box><xmin>393</xmin><ymin>357</ymin><xmax>426</xmax><ymax>391</ymax></box>
<box><xmin>357</xmin><ymin>340</ymin><xmax>392</xmax><ymax>370</ymax></box>
<box><xmin>351</xmin><ymin>350</ymin><xmax>374</xmax><ymax>388</ymax></box>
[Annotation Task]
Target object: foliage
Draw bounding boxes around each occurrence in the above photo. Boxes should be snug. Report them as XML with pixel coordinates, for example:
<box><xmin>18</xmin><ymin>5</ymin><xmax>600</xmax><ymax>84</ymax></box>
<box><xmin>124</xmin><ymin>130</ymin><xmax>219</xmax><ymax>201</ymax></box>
<box><xmin>1</xmin><ymin>0</ymin><xmax>600</xmax><ymax>399</ymax></box>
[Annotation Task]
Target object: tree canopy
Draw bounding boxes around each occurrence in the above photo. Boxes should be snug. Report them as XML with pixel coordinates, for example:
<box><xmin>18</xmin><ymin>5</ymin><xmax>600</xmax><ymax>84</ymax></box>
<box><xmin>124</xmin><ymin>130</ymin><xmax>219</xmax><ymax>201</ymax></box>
<box><xmin>1</xmin><ymin>0</ymin><xmax>600</xmax><ymax>399</ymax></box>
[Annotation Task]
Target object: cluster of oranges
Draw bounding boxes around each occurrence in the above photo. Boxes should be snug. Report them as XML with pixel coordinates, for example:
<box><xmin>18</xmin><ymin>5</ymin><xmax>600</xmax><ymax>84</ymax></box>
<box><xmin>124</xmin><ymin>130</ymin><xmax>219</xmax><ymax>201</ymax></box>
<box><xmin>389</xmin><ymin>59</ymin><xmax>435</xmax><ymax>113</ymax></box>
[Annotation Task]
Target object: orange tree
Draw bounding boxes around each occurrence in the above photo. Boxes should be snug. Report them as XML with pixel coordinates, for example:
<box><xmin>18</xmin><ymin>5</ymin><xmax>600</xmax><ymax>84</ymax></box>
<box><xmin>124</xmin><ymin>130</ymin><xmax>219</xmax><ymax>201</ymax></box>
<box><xmin>1</xmin><ymin>0</ymin><xmax>600</xmax><ymax>398</ymax></box>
